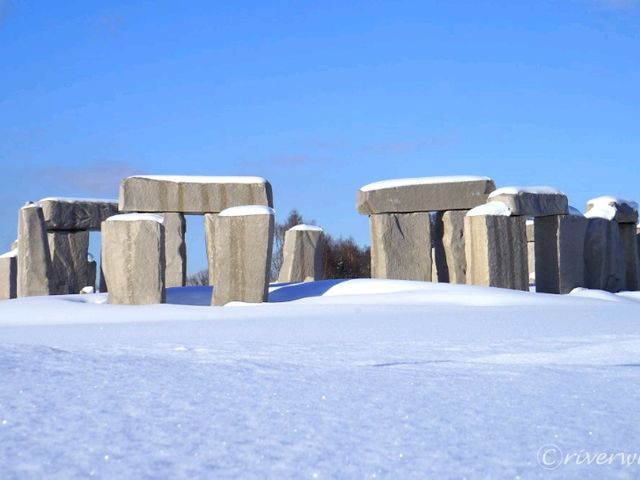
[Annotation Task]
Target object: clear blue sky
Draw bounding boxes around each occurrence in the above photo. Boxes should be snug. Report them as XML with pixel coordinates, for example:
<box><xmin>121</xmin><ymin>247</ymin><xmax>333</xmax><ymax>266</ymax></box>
<box><xmin>1</xmin><ymin>0</ymin><xmax>638</xmax><ymax>273</ymax></box>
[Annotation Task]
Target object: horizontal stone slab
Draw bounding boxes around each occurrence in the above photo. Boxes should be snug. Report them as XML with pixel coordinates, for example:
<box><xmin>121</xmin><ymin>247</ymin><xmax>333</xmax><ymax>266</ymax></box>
<box><xmin>357</xmin><ymin>176</ymin><xmax>495</xmax><ymax>214</ymax></box>
<box><xmin>119</xmin><ymin>176</ymin><xmax>273</xmax><ymax>214</ymax></box>
<box><xmin>38</xmin><ymin>198</ymin><xmax>119</xmax><ymax>231</ymax></box>
<box><xmin>488</xmin><ymin>187</ymin><xmax>568</xmax><ymax>217</ymax></box>
<box><xmin>585</xmin><ymin>196</ymin><xmax>638</xmax><ymax>224</ymax></box>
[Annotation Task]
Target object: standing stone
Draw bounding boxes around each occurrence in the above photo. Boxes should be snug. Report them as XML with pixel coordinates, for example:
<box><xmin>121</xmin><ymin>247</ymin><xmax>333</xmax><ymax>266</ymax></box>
<box><xmin>433</xmin><ymin>210</ymin><xmax>468</xmax><ymax>284</ymax></box>
<box><xmin>526</xmin><ymin>220</ymin><xmax>535</xmax><ymax>284</ymax></box>
<box><xmin>101</xmin><ymin>214</ymin><xmax>166</xmax><ymax>305</ymax></box>
<box><xmin>431</xmin><ymin>213</ymin><xmax>446</xmax><ymax>282</ymax></box>
<box><xmin>210</xmin><ymin>206</ymin><xmax>274</xmax><ymax>306</ymax></box>
<box><xmin>204</xmin><ymin>214</ymin><xmax>217</xmax><ymax>285</ymax></box>
<box><xmin>277</xmin><ymin>225</ymin><xmax>324</xmax><ymax>283</ymax></box>
<box><xmin>534</xmin><ymin>215</ymin><xmax>589</xmax><ymax>294</ymax></box>
<box><xmin>17</xmin><ymin>204</ymin><xmax>53</xmax><ymax>297</ymax></box>
<box><xmin>87</xmin><ymin>254</ymin><xmax>97</xmax><ymax>290</ymax></box>
<box><xmin>584</xmin><ymin>218</ymin><xmax>626</xmax><ymax>292</ymax></box>
<box><xmin>0</xmin><ymin>250</ymin><xmax>17</xmax><ymax>300</ymax></box>
<box><xmin>47</xmin><ymin>231</ymin><xmax>90</xmax><ymax>294</ymax></box>
<box><xmin>464</xmin><ymin>212</ymin><xmax>528</xmax><ymax>291</ymax></box>
<box><xmin>162</xmin><ymin>212</ymin><xmax>187</xmax><ymax>287</ymax></box>
<box><xmin>369</xmin><ymin>212</ymin><xmax>431</xmax><ymax>281</ymax></box>
<box><xmin>619</xmin><ymin>223</ymin><xmax>640</xmax><ymax>291</ymax></box>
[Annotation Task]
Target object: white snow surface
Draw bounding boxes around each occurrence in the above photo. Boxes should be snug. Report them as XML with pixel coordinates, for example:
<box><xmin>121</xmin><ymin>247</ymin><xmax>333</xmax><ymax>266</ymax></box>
<box><xmin>38</xmin><ymin>197</ymin><xmax>118</xmax><ymax>204</ymax></box>
<box><xmin>584</xmin><ymin>204</ymin><xmax>618</xmax><ymax>220</ymax></box>
<box><xmin>2</xmin><ymin>279</ymin><xmax>640</xmax><ymax>479</ymax></box>
<box><xmin>133</xmin><ymin>175</ymin><xmax>267</xmax><ymax>184</ymax></box>
<box><xmin>467</xmin><ymin>201</ymin><xmax>512</xmax><ymax>217</ymax></box>
<box><xmin>360</xmin><ymin>175</ymin><xmax>491</xmax><ymax>192</ymax></box>
<box><xmin>218</xmin><ymin>205</ymin><xmax>275</xmax><ymax>217</ymax></box>
<box><xmin>489</xmin><ymin>186</ymin><xmax>564</xmax><ymax>197</ymax></box>
<box><xmin>0</xmin><ymin>249</ymin><xmax>17</xmax><ymax>258</ymax></box>
<box><xmin>105</xmin><ymin>213</ymin><xmax>165</xmax><ymax>223</ymax></box>
<box><xmin>587</xmin><ymin>195</ymin><xmax>639</xmax><ymax>211</ymax></box>
<box><xmin>586</xmin><ymin>196</ymin><xmax>639</xmax><ymax>220</ymax></box>
<box><xmin>290</xmin><ymin>224</ymin><xmax>323</xmax><ymax>232</ymax></box>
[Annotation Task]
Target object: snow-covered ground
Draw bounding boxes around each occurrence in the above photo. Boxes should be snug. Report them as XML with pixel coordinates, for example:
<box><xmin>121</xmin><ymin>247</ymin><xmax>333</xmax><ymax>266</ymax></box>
<box><xmin>2</xmin><ymin>280</ymin><xmax>640</xmax><ymax>479</ymax></box>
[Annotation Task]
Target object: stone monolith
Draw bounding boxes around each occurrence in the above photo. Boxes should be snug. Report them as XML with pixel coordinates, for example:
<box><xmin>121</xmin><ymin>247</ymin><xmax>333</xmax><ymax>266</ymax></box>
<box><xmin>277</xmin><ymin>225</ymin><xmax>323</xmax><ymax>283</ymax></box>
<box><xmin>17</xmin><ymin>204</ymin><xmax>53</xmax><ymax>297</ymax></box>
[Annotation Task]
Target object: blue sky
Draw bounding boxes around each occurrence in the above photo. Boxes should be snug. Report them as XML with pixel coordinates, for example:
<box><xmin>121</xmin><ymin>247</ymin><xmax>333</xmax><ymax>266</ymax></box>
<box><xmin>1</xmin><ymin>0</ymin><xmax>638</xmax><ymax>273</ymax></box>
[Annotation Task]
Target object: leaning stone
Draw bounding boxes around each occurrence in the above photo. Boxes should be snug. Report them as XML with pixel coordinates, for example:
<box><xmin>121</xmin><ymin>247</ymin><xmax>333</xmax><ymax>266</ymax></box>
<box><xmin>357</xmin><ymin>176</ymin><xmax>495</xmax><ymax>214</ymax></box>
<box><xmin>87</xmin><ymin>254</ymin><xmax>97</xmax><ymax>290</ymax></box>
<box><xmin>619</xmin><ymin>223</ymin><xmax>640</xmax><ymax>291</ymax></box>
<box><xmin>101</xmin><ymin>213</ymin><xmax>166</xmax><ymax>304</ymax></box>
<box><xmin>584</xmin><ymin>218</ymin><xmax>626</xmax><ymax>292</ymax></box>
<box><xmin>0</xmin><ymin>250</ymin><xmax>18</xmax><ymax>300</ymax></box>
<box><xmin>47</xmin><ymin>231</ymin><xmax>90</xmax><ymax>294</ymax></box>
<box><xmin>534</xmin><ymin>215</ymin><xmax>589</xmax><ymax>294</ymax></box>
<box><xmin>464</xmin><ymin>205</ymin><xmax>528</xmax><ymax>290</ymax></box>
<box><xmin>586</xmin><ymin>196</ymin><xmax>638</xmax><ymax>224</ymax></box>
<box><xmin>17</xmin><ymin>204</ymin><xmax>53</xmax><ymax>297</ymax></box>
<box><xmin>488</xmin><ymin>187</ymin><xmax>568</xmax><ymax>217</ymax></box>
<box><xmin>162</xmin><ymin>213</ymin><xmax>187</xmax><ymax>287</ymax></box>
<box><xmin>120</xmin><ymin>176</ymin><xmax>273</xmax><ymax>214</ymax></box>
<box><xmin>277</xmin><ymin>225</ymin><xmax>324</xmax><ymax>283</ymax></box>
<box><xmin>38</xmin><ymin>198</ymin><xmax>118</xmax><ymax>231</ymax></box>
<box><xmin>210</xmin><ymin>206</ymin><xmax>274</xmax><ymax>306</ymax></box>
<box><xmin>369</xmin><ymin>212</ymin><xmax>432</xmax><ymax>281</ymax></box>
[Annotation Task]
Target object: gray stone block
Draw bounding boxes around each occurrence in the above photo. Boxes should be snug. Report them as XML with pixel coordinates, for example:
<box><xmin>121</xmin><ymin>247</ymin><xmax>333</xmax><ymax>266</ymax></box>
<box><xmin>162</xmin><ymin>213</ymin><xmax>187</xmax><ymax>287</ymax></box>
<box><xmin>619</xmin><ymin>223</ymin><xmax>640</xmax><ymax>291</ymax></box>
<box><xmin>369</xmin><ymin>213</ymin><xmax>432</xmax><ymax>281</ymax></box>
<box><xmin>120</xmin><ymin>176</ymin><xmax>273</xmax><ymax>214</ymax></box>
<box><xmin>210</xmin><ymin>206</ymin><xmax>274</xmax><ymax>306</ymax></box>
<box><xmin>0</xmin><ymin>250</ymin><xmax>17</xmax><ymax>300</ymax></box>
<box><xmin>277</xmin><ymin>225</ymin><xmax>323</xmax><ymax>283</ymax></box>
<box><xmin>534</xmin><ymin>215</ymin><xmax>588</xmax><ymax>294</ymax></box>
<box><xmin>357</xmin><ymin>176</ymin><xmax>495</xmax><ymax>214</ymax></box>
<box><xmin>17</xmin><ymin>204</ymin><xmax>53</xmax><ymax>297</ymax></box>
<box><xmin>101</xmin><ymin>214</ymin><xmax>166</xmax><ymax>304</ymax></box>
<box><xmin>488</xmin><ymin>188</ymin><xmax>568</xmax><ymax>217</ymax></box>
<box><xmin>48</xmin><ymin>230</ymin><xmax>90</xmax><ymax>294</ymax></box>
<box><xmin>38</xmin><ymin>198</ymin><xmax>118</xmax><ymax>231</ymax></box>
<box><xmin>584</xmin><ymin>218</ymin><xmax>626</xmax><ymax>292</ymax></box>
<box><xmin>464</xmin><ymin>215</ymin><xmax>528</xmax><ymax>290</ymax></box>
<box><xmin>432</xmin><ymin>211</ymin><xmax>468</xmax><ymax>284</ymax></box>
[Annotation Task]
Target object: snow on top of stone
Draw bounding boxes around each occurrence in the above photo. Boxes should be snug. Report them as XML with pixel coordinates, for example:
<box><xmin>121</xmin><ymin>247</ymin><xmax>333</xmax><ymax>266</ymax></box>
<box><xmin>360</xmin><ymin>175</ymin><xmax>492</xmax><ymax>192</ymax></box>
<box><xmin>466</xmin><ymin>201</ymin><xmax>513</xmax><ymax>217</ymax></box>
<box><xmin>87</xmin><ymin>253</ymin><xmax>95</xmax><ymax>262</ymax></box>
<box><xmin>525</xmin><ymin>219</ymin><xmax>534</xmax><ymax>225</ymax></box>
<box><xmin>219</xmin><ymin>205</ymin><xmax>275</xmax><ymax>217</ymax></box>
<box><xmin>134</xmin><ymin>175</ymin><xmax>267</xmax><ymax>184</ymax></box>
<box><xmin>587</xmin><ymin>196</ymin><xmax>639</xmax><ymax>211</ymax></box>
<box><xmin>0</xmin><ymin>249</ymin><xmax>18</xmax><ymax>258</ymax></box>
<box><xmin>38</xmin><ymin>197</ymin><xmax>118</xmax><ymax>204</ymax></box>
<box><xmin>584</xmin><ymin>205</ymin><xmax>617</xmax><ymax>220</ymax></box>
<box><xmin>290</xmin><ymin>224</ymin><xmax>323</xmax><ymax>232</ymax></box>
<box><xmin>489</xmin><ymin>186</ymin><xmax>564</xmax><ymax>197</ymax></box>
<box><xmin>568</xmin><ymin>206</ymin><xmax>584</xmax><ymax>217</ymax></box>
<box><xmin>106</xmin><ymin>213</ymin><xmax>165</xmax><ymax>224</ymax></box>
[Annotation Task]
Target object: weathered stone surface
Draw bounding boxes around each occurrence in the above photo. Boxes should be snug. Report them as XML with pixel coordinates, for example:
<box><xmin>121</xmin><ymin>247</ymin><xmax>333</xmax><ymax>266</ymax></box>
<box><xmin>101</xmin><ymin>214</ymin><xmax>166</xmax><ymax>304</ymax></box>
<box><xmin>526</xmin><ymin>220</ymin><xmax>535</xmax><ymax>282</ymax></box>
<box><xmin>119</xmin><ymin>176</ymin><xmax>273</xmax><ymax>214</ymax></box>
<box><xmin>464</xmin><ymin>215</ymin><xmax>528</xmax><ymax>290</ymax></box>
<box><xmin>87</xmin><ymin>255</ymin><xmax>97</xmax><ymax>290</ymax></box>
<box><xmin>277</xmin><ymin>225</ymin><xmax>323</xmax><ymax>283</ymax></box>
<box><xmin>204</xmin><ymin>214</ymin><xmax>218</xmax><ymax>285</ymax></box>
<box><xmin>432</xmin><ymin>211</ymin><xmax>468</xmax><ymax>284</ymax></box>
<box><xmin>534</xmin><ymin>215</ymin><xmax>588</xmax><ymax>294</ymax></box>
<box><xmin>586</xmin><ymin>196</ymin><xmax>638</xmax><ymax>224</ymax></box>
<box><xmin>584</xmin><ymin>218</ymin><xmax>626</xmax><ymax>292</ymax></box>
<box><xmin>526</xmin><ymin>221</ymin><xmax>535</xmax><ymax>242</ymax></box>
<box><xmin>0</xmin><ymin>250</ymin><xmax>17</xmax><ymax>300</ymax></box>
<box><xmin>619</xmin><ymin>223</ymin><xmax>640</xmax><ymax>291</ymax></box>
<box><xmin>210</xmin><ymin>206</ymin><xmax>274</xmax><ymax>306</ymax></box>
<box><xmin>17</xmin><ymin>204</ymin><xmax>53</xmax><ymax>297</ymax></box>
<box><xmin>369</xmin><ymin>213</ymin><xmax>432</xmax><ymax>281</ymax></box>
<box><xmin>38</xmin><ymin>198</ymin><xmax>118</xmax><ymax>231</ymax></box>
<box><xmin>162</xmin><ymin>213</ymin><xmax>187</xmax><ymax>287</ymax></box>
<box><xmin>47</xmin><ymin>231</ymin><xmax>90</xmax><ymax>294</ymax></box>
<box><xmin>357</xmin><ymin>176</ymin><xmax>495</xmax><ymax>214</ymax></box>
<box><xmin>488</xmin><ymin>187</ymin><xmax>568</xmax><ymax>217</ymax></box>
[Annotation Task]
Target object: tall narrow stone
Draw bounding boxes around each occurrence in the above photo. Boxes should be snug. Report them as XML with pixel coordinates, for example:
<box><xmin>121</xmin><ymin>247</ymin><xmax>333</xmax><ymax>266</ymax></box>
<box><xmin>434</xmin><ymin>210</ymin><xmax>468</xmax><ymax>284</ymax></box>
<box><xmin>584</xmin><ymin>218</ymin><xmax>626</xmax><ymax>292</ymax></box>
<box><xmin>87</xmin><ymin>254</ymin><xmax>97</xmax><ymax>290</ymax></box>
<box><xmin>47</xmin><ymin>230</ymin><xmax>90</xmax><ymax>294</ymax></box>
<box><xmin>0</xmin><ymin>250</ymin><xmax>17</xmax><ymax>300</ymax></box>
<box><xmin>534</xmin><ymin>215</ymin><xmax>588</xmax><ymax>294</ymax></box>
<box><xmin>526</xmin><ymin>220</ymin><xmax>535</xmax><ymax>284</ymax></box>
<box><xmin>619</xmin><ymin>223</ymin><xmax>640</xmax><ymax>291</ymax></box>
<box><xmin>101</xmin><ymin>214</ymin><xmax>166</xmax><ymax>305</ymax></box>
<box><xmin>17</xmin><ymin>204</ymin><xmax>53</xmax><ymax>297</ymax></box>
<box><xmin>277</xmin><ymin>225</ymin><xmax>323</xmax><ymax>283</ymax></box>
<box><xmin>369</xmin><ymin>212</ymin><xmax>431</xmax><ymax>281</ymax></box>
<box><xmin>204</xmin><ymin>213</ymin><xmax>217</xmax><ymax>285</ymax></box>
<box><xmin>464</xmin><ymin>209</ymin><xmax>528</xmax><ymax>291</ymax></box>
<box><xmin>162</xmin><ymin>212</ymin><xmax>187</xmax><ymax>287</ymax></box>
<box><xmin>210</xmin><ymin>206</ymin><xmax>274</xmax><ymax>306</ymax></box>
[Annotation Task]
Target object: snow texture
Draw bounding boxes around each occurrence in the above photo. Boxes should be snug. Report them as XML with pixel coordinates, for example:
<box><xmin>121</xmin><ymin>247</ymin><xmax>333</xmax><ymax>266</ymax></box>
<box><xmin>360</xmin><ymin>175</ymin><xmax>492</xmax><ymax>192</ymax></box>
<box><xmin>489</xmin><ymin>186</ymin><xmax>564</xmax><ymax>197</ymax></box>
<box><xmin>466</xmin><ymin>201</ymin><xmax>513</xmax><ymax>217</ymax></box>
<box><xmin>218</xmin><ymin>205</ymin><xmax>275</xmax><ymax>217</ymax></box>
<box><xmin>38</xmin><ymin>197</ymin><xmax>118</xmax><ymax>204</ymax></box>
<box><xmin>290</xmin><ymin>224</ymin><xmax>323</xmax><ymax>232</ymax></box>
<box><xmin>588</xmin><ymin>196</ymin><xmax>639</xmax><ymax>211</ymax></box>
<box><xmin>105</xmin><ymin>213</ymin><xmax>165</xmax><ymax>224</ymax></box>
<box><xmin>133</xmin><ymin>175</ymin><xmax>267</xmax><ymax>184</ymax></box>
<box><xmin>0</xmin><ymin>249</ymin><xmax>17</xmax><ymax>258</ymax></box>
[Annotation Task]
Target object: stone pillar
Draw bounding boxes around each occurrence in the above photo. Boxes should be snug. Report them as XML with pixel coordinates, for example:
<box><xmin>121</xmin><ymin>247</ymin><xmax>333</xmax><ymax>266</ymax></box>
<box><xmin>101</xmin><ymin>214</ymin><xmax>166</xmax><ymax>305</ymax></box>
<box><xmin>369</xmin><ymin>212</ymin><xmax>431</xmax><ymax>281</ymax></box>
<box><xmin>162</xmin><ymin>212</ymin><xmax>187</xmax><ymax>287</ymax></box>
<box><xmin>277</xmin><ymin>225</ymin><xmax>323</xmax><ymax>283</ymax></box>
<box><xmin>526</xmin><ymin>220</ymin><xmax>535</xmax><ymax>283</ymax></box>
<box><xmin>0</xmin><ymin>250</ymin><xmax>17</xmax><ymax>300</ymax></box>
<box><xmin>209</xmin><ymin>206</ymin><xmax>274</xmax><ymax>306</ymax></box>
<box><xmin>464</xmin><ymin>214</ymin><xmax>528</xmax><ymax>290</ymax></box>
<box><xmin>584</xmin><ymin>218</ymin><xmax>626</xmax><ymax>292</ymax></box>
<box><xmin>204</xmin><ymin>213</ymin><xmax>217</xmax><ymax>285</ymax></box>
<box><xmin>433</xmin><ymin>210</ymin><xmax>468</xmax><ymax>284</ymax></box>
<box><xmin>17</xmin><ymin>204</ymin><xmax>53</xmax><ymax>297</ymax></box>
<box><xmin>619</xmin><ymin>223</ymin><xmax>640</xmax><ymax>291</ymax></box>
<box><xmin>534</xmin><ymin>215</ymin><xmax>588</xmax><ymax>294</ymax></box>
<box><xmin>87</xmin><ymin>255</ymin><xmax>97</xmax><ymax>290</ymax></box>
<box><xmin>47</xmin><ymin>230</ymin><xmax>90</xmax><ymax>294</ymax></box>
